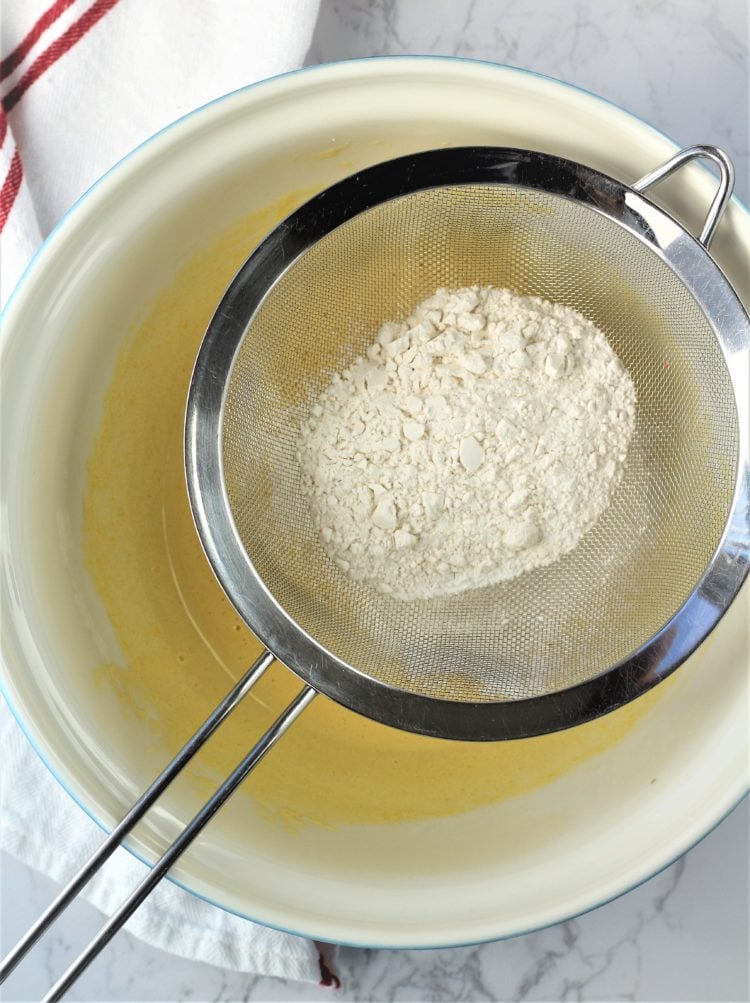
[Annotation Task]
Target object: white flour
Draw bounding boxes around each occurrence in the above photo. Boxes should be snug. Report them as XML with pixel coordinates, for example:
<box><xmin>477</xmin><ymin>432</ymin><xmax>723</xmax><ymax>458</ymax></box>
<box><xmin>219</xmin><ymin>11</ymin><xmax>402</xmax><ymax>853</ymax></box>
<box><xmin>298</xmin><ymin>285</ymin><xmax>636</xmax><ymax>600</ymax></box>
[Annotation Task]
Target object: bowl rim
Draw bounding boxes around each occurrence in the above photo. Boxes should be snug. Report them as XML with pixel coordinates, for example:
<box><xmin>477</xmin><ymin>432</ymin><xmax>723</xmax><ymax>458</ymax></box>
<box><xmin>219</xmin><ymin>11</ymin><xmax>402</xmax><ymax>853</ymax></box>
<box><xmin>2</xmin><ymin>54</ymin><xmax>749</xmax><ymax>949</ymax></box>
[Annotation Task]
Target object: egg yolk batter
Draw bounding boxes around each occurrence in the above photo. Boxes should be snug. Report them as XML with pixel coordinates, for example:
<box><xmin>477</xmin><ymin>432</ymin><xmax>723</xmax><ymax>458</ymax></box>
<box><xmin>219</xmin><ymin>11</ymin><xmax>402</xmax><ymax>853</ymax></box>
<box><xmin>85</xmin><ymin>193</ymin><xmax>664</xmax><ymax>831</ymax></box>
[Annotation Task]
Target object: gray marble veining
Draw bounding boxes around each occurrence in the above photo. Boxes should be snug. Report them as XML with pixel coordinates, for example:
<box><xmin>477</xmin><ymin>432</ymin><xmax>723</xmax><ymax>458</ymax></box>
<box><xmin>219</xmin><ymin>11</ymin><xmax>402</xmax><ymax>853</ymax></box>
<box><xmin>306</xmin><ymin>0</ymin><xmax>749</xmax><ymax>203</ymax></box>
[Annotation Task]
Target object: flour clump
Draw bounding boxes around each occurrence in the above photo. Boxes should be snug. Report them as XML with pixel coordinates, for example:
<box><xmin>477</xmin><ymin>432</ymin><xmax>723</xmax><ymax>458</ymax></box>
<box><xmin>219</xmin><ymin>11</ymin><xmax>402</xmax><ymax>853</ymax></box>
<box><xmin>298</xmin><ymin>285</ymin><xmax>636</xmax><ymax>600</ymax></box>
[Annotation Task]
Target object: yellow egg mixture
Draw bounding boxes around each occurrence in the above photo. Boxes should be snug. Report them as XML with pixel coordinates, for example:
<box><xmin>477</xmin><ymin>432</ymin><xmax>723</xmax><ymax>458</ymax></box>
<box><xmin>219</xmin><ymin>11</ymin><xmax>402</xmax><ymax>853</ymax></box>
<box><xmin>85</xmin><ymin>193</ymin><xmax>664</xmax><ymax>831</ymax></box>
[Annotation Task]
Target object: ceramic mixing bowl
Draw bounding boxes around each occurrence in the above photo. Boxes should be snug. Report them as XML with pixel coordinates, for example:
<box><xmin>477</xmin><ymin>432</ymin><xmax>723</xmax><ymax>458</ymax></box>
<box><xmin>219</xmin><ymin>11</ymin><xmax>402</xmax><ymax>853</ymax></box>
<box><xmin>2</xmin><ymin>57</ymin><xmax>748</xmax><ymax>947</ymax></box>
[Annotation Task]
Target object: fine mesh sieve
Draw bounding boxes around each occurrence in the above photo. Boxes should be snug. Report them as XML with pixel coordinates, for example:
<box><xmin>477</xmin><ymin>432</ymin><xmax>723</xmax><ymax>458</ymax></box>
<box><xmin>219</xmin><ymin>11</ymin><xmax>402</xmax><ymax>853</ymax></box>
<box><xmin>187</xmin><ymin>145</ymin><xmax>749</xmax><ymax>741</ymax></box>
<box><xmin>6</xmin><ymin>146</ymin><xmax>750</xmax><ymax>999</ymax></box>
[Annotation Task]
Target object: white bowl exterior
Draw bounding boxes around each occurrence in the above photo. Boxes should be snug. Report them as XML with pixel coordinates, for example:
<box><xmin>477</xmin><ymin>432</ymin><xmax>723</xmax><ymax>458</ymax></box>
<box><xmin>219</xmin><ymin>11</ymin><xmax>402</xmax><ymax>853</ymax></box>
<box><xmin>2</xmin><ymin>58</ymin><xmax>749</xmax><ymax>947</ymax></box>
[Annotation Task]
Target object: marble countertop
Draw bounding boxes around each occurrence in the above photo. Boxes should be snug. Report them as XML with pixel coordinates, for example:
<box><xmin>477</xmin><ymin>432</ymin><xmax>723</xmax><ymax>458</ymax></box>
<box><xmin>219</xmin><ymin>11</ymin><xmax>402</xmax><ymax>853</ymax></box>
<box><xmin>307</xmin><ymin>0</ymin><xmax>748</xmax><ymax>203</ymax></box>
<box><xmin>2</xmin><ymin>1</ymin><xmax>747</xmax><ymax>1000</ymax></box>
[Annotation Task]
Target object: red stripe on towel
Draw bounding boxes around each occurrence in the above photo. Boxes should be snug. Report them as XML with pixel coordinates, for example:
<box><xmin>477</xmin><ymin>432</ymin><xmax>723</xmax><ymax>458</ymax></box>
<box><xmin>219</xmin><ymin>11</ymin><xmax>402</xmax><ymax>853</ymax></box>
<box><xmin>317</xmin><ymin>950</ymin><xmax>341</xmax><ymax>990</ymax></box>
<box><xmin>3</xmin><ymin>0</ymin><xmax>122</xmax><ymax>114</ymax></box>
<box><xmin>0</xmin><ymin>148</ymin><xmax>24</xmax><ymax>232</ymax></box>
<box><xmin>1</xmin><ymin>0</ymin><xmax>77</xmax><ymax>81</ymax></box>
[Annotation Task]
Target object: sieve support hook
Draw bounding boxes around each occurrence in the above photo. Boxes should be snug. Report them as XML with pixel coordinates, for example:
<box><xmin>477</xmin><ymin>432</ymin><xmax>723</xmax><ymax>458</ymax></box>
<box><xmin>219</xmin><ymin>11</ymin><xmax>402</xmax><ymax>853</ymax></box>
<box><xmin>632</xmin><ymin>145</ymin><xmax>735</xmax><ymax>249</ymax></box>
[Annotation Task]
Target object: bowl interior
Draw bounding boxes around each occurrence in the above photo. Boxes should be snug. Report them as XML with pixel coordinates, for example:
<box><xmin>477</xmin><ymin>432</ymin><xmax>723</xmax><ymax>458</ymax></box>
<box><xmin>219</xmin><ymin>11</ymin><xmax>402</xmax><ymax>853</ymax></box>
<box><xmin>2</xmin><ymin>58</ymin><xmax>748</xmax><ymax>946</ymax></box>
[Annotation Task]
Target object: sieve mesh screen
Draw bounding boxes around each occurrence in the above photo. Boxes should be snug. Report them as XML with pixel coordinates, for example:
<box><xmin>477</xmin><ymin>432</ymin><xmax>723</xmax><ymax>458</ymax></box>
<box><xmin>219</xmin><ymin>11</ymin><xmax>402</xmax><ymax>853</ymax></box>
<box><xmin>222</xmin><ymin>184</ymin><xmax>738</xmax><ymax>702</ymax></box>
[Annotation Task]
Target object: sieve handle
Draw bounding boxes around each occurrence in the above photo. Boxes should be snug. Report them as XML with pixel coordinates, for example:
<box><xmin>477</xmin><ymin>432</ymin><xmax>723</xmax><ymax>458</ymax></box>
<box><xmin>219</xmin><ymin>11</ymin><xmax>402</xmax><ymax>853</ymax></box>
<box><xmin>1</xmin><ymin>648</ymin><xmax>316</xmax><ymax>1001</ymax></box>
<box><xmin>632</xmin><ymin>145</ymin><xmax>735</xmax><ymax>249</ymax></box>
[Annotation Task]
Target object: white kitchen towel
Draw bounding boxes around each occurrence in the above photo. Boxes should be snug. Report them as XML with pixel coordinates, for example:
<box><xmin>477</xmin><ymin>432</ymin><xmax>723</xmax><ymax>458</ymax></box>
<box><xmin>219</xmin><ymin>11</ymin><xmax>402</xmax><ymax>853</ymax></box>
<box><xmin>1</xmin><ymin>0</ymin><xmax>339</xmax><ymax>988</ymax></box>
<box><xmin>0</xmin><ymin>0</ymin><xmax>321</xmax><ymax>300</ymax></box>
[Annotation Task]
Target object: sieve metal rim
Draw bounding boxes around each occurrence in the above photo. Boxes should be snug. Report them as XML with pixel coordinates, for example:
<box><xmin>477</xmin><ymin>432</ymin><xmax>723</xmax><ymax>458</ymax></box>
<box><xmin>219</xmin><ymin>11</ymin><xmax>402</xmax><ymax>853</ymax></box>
<box><xmin>185</xmin><ymin>146</ymin><xmax>750</xmax><ymax>741</ymax></box>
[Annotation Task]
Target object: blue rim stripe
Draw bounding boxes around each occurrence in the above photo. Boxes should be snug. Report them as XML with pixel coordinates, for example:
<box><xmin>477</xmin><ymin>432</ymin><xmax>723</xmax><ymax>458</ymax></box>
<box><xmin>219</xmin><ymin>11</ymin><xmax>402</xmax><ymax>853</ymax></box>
<box><xmin>1</xmin><ymin>55</ymin><xmax>749</xmax><ymax>950</ymax></box>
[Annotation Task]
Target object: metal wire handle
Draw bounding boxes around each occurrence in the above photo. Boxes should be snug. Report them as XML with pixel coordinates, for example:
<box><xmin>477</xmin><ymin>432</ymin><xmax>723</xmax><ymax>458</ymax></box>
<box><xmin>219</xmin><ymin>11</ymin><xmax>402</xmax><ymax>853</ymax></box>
<box><xmin>632</xmin><ymin>144</ymin><xmax>735</xmax><ymax>248</ymax></box>
<box><xmin>0</xmin><ymin>650</ymin><xmax>316</xmax><ymax>1001</ymax></box>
